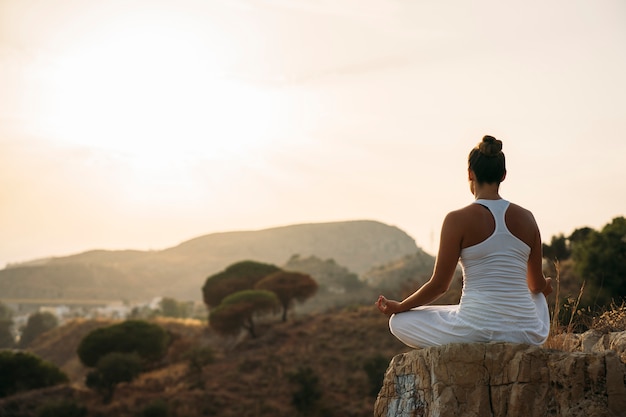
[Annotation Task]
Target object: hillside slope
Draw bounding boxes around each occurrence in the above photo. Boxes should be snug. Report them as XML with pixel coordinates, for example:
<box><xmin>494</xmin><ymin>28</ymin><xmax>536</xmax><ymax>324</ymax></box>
<box><xmin>0</xmin><ymin>220</ymin><xmax>421</xmax><ymax>302</ymax></box>
<box><xmin>7</xmin><ymin>307</ymin><xmax>409</xmax><ymax>417</ymax></box>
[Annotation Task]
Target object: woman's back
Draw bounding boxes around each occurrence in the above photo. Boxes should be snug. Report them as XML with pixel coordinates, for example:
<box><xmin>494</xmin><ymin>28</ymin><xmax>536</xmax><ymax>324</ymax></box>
<box><xmin>458</xmin><ymin>200</ymin><xmax>537</xmax><ymax>250</ymax></box>
<box><xmin>458</xmin><ymin>199</ymin><xmax>543</xmax><ymax>340</ymax></box>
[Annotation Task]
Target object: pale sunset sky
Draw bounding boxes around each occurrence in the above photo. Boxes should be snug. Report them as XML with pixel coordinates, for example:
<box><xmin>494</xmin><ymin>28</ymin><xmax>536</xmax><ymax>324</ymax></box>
<box><xmin>1</xmin><ymin>0</ymin><xmax>625</xmax><ymax>267</ymax></box>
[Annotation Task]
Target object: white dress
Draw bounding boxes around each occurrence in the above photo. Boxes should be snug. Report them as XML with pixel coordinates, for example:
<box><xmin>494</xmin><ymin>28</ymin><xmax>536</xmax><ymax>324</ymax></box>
<box><xmin>388</xmin><ymin>199</ymin><xmax>550</xmax><ymax>348</ymax></box>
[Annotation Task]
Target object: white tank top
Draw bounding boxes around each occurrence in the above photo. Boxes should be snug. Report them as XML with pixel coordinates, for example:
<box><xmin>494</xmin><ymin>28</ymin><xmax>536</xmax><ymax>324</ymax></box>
<box><xmin>458</xmin><ymin>199</ymin><xmax>538</xmax><ymax>329</ymax></box>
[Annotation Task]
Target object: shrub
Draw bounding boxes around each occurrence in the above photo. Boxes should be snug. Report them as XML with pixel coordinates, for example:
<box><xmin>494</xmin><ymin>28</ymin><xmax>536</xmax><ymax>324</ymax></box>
<box><xmin>202</xmin><ymin>261</ymin><xmax>281</xmax><ymax>308</ymax></box>
<box><xmin>288</xmin><ymin>366</ymin><xmax>322</xmax><ymax>416</ymax></box>
<box><xmin>592</xmin><ymin>301</ymin><xmax>626</xmax><ymax>332</ymax></box>
<box><xmin>0</xmin><ymin>351</ymin><xmax>68</xmax><ymax>398</ymax></box>
<box><xmin>363</xmin><ymin>354</ymin><xmax>389</xmax><ymax>397</ymax></box>
<box><xmin>0</xmin><ymin>320</ymin><xmax>14</xmax><ymax>349</ymax></box>
<box><xmin>86</xmin><ymin>352</ymin><xmax>143</xmax><ymax>403</ymax></box>
<box><xmin>19</xmin><ymin>311</ymin><xmax>58</xmax><ymax>348</ymax></box>
<box><xmin>77</xmin><ymin>320</ymin><xmax>170</xmax><ymax>367</ymax></box>
<box><xmin>184</xmin><ymin>346</ymin><xmax>215</xmax><ymax>374</ymax></box>
<box><xmin>209</xmin><ymin>290</ymin><xmax>279</xmax><ymax>338</ymax></box>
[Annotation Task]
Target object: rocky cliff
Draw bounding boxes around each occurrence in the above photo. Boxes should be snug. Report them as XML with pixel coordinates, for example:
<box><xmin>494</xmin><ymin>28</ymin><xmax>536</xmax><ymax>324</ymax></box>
<box><xmin>374</xmin><ymin>331</ymin><xmax>626</xmax><ymax>417</ymax></box>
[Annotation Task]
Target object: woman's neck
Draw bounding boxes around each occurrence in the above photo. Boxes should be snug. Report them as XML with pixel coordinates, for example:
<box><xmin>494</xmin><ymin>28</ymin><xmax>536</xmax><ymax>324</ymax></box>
<box><xmin>473</xmin><ymin>183</ymin><xmax>501</xmax><ymax>200</ymax></box>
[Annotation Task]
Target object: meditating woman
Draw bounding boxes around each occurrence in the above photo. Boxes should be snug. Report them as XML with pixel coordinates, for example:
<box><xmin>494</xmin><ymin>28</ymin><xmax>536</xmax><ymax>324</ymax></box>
<box><xmin>376</xmin><ymin>135</ymin><xmax>552</xmax><ymax>348</ymax></box>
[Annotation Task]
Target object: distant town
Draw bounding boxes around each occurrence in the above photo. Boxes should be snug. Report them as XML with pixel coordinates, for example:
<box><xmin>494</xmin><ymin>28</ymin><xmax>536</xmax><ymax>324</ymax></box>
<box><xmin>1</xmin><ymin>297</ymin><xmax>205</xmax><ymax>345</ymax></box>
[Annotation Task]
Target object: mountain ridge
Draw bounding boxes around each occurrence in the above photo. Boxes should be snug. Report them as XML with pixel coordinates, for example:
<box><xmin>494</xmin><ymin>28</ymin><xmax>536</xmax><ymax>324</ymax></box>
<box><xmin>0</xmin><ymin>219</ymin><xmax>425</xmax><ymax>302</ymax></box>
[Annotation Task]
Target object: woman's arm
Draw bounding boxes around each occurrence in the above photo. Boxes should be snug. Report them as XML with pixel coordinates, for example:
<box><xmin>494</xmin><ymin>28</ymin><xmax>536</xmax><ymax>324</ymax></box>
<box><xmin>526</xmin><ymin>214</ymin><xmax>553</xmax><ymax>296</ymax></box>
<box><xmin>376</xmin><ymin>211</ymin><xmax>463</xmax><ymax>314</ymax></box>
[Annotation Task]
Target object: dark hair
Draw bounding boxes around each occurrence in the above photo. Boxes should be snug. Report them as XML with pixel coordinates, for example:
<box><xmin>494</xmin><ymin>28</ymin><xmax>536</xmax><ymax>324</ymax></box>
<box><xmin>468</xmin><ymin>135</ymin><xmax>506</xmax><ymax>184</ymax></box>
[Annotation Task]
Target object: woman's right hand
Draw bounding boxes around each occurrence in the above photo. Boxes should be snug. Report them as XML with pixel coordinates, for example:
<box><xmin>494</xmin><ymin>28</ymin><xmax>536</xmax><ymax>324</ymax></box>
<box><xmin>542</xmin><ymin>277</ymin><xmax>553</xmax><ymax>297</ymax></box>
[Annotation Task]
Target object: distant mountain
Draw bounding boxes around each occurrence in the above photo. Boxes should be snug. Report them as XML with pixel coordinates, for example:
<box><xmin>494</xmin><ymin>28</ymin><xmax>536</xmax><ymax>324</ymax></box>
<box><xmin>362</xmin><ymin>251</ymin><xmax>462</xmax><ymax>303</ymax></box>
<box><xmin>282</xmin><ymin>254</ymin><xmax>375</xmax><ymax>313</ymax></box>
<box><xmin>0</xmin><ymin>220</ymin><xmax>422</xmax><ymax>302</ymax></box>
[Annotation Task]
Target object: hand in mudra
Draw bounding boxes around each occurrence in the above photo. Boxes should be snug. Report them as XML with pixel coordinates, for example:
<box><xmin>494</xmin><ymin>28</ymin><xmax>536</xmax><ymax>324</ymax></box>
<box><xmin>543</xmin><ymin>277</ymin><xmax>553</xmax><ymax>297</ymax></box>
<box><xmin>376</xmin><ymin>295</ymin><xmax>402</xmax><ymax>315</ymax></box>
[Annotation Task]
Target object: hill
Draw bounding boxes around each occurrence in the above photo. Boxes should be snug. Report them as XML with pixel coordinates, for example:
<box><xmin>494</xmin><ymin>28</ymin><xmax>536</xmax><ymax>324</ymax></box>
<box><xmin>4</xmin><ymin>307</ymin><xmax>409</xmax><ymax>417</ymax></box>
<box><xmin>0</xmin><ymin>220</ymin><xmax>422</xmax><ymax>302</ymax></box>
<box><xmin>5</xmin><ymin>304</ymin><xmax>626</xmax><ymax>417</ymax></box>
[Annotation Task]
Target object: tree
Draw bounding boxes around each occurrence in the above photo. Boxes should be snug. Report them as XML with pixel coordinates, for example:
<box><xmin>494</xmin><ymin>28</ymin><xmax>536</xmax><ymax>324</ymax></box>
<box><xmin>202</xmin><ymin>261</ymin><xmax>281</xmax><ymax>308</ymax></box>
<box><xmin>0</xmin><ymin>302</ymin><xmax>14</xmax><ymax>349</ymax></box>
<box><xmin>184</xmin><ymin>346</ymin><xmax>215</xmax><ymax>375</ymax></box>
<box><xmin>542</xmin><ymin>234</ymin><xmax>570</xmax><ymax>261</ymax></box>
<box><xmin>255</xmin><ymin>271</ymin><xmax>318</xmax><ymax>321</ymax></box>
<box><xmin>0</xmin><ymin>321</ymin><xmax>13</xmax><ymax>349</ymax></box>
<box><xmin>569</xmin><ymin>227</ymin><xmax>594</xmax><ymax>246</ymax></box>
<box><xmin>184</xmin><ymin>346</ymin><xmax>215</xmax><ymax>388</ymax></box>
<box><xmin>571</xmin><ymin>217</ymin><xmax>626</xmax><ymax>306</ymax></box>
<box><xmin>77</xmin><ymin>320</ymin><xmax>170</xmax><ymax>367</ymax></box>
<box><xmin>159</xmin><ymin>297</ymin><xmax>192</xmax><ymax>318</ymax></box>
<box><xmin>0</xmin><ymin>302</ymin><xmax>12</xmax><ymax>321</ymax></box>
<box><xmin>0</xmin><ymin>351</ymin><xmax>68</xmax><ymax>398</ymax></box>
<box><xmin>86</xmin><ymin>352</ymin><xmax>143</xmax><ymax>403</ymax></box>
<box><xmin>209</xmin><ymin>290</ymin><xmax>279</xmax><ymax>338</ymax></box>
<box><xmin>19</xmin><ymin>311</ymin><xmax>58</xmax><ymax>348</ymax></box>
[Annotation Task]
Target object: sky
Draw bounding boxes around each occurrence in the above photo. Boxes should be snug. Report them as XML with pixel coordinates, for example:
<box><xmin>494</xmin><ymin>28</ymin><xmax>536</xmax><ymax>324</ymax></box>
<box><xmin>1</xmin><ymin>0</ymin><xmax>625</xmax><ymax>268</ymax></box>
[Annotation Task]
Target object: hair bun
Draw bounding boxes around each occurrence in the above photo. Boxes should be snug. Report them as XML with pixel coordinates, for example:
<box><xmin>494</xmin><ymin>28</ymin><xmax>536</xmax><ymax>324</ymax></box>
<box><xmin>478</xmin><ymin>135</ymin><xmax>502</xmax><ymax>157</ymax></box>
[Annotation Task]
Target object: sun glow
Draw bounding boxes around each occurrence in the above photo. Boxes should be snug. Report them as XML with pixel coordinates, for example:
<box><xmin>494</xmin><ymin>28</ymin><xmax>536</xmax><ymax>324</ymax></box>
<box><xmin>34</xmin><ymin>10</ymin><xmax>280</xmax><ymax>173</ymax></box>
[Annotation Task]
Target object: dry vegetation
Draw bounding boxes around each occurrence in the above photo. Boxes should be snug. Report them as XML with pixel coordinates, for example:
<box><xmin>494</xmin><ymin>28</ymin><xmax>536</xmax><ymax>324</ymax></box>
<box><xmin>1</xmin><ymin>306</ymin><xmax>408</xmax><ymax>417</ymax></box>
<box><xmin>544</xmin><ymin>262</ymin><xmax>626</xmax><ymax>350</ymax></box>
<box><xmin>2</xmin><ymin>270</ymin><xmax>625</xmax><ymax>417</ymax></box>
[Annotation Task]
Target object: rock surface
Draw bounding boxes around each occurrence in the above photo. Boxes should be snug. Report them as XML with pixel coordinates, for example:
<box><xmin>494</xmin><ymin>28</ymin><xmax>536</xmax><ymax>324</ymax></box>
<box><xmin>557</xmin><ymin>330</ymin><xmax>626</xmax><ymax>365</ymax></box>
<box><xmin>374</xmin><ymin>339</ymin><xmax>626</xmax><ymax>417</ymax></box>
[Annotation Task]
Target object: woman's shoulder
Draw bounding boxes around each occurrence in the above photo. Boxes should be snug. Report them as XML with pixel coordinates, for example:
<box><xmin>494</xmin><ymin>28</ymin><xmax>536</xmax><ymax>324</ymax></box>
<box><xmin>445</xmin><ymin>200</ymin><xmax>536</xmax><ymax>224</ymax></box>
<box><xmin>446</xmin><ymin>204</ymin><xmax>479</xmax><ymax>218</ymax></box>
<box><xmin>505</xmin><ymin>202</ymin><xmax>540</xmax><ymax>243</ymax></box>
<box><xmin>442</xmin><ymin>203</ymin><xmax>487</xmax><ymax>227</ymax></box>
<box><xmin>506</xmin><ymin>202</ymin><xmax>537</xmax><ymax>221</ymax></box>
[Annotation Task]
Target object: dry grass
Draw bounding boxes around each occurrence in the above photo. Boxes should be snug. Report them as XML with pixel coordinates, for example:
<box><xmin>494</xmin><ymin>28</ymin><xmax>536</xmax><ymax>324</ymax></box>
<box><xmin>3</xmin><ymin>306</ymin><xmax>406</xmax><ymax>417</ymax></box>
<box><xmin>544</xmin><ymin>261</ymin><xmax>626</xmax><ymax>350</ymax></box>
<box><xmin>591</xmin><ymin>301</ymin><xmax>626</xmax><ymax>332</ymax></box>
<box><xmin>4</xmin><ymin>278</ymin><xmax>625</xmax><ymax>417</ymax></box>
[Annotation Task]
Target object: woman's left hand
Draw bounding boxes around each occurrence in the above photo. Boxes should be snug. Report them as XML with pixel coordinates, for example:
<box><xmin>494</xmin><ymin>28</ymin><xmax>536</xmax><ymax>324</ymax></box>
<box><xmin>375</xmin><ymin>295</ymin><xmax>401</xmax><ymax>315</ymax></box>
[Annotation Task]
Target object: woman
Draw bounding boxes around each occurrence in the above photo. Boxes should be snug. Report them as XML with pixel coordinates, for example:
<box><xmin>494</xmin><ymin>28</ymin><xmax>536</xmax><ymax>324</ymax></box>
<box><xmin>376</xmin><ymin>135</ymin><xmax>552</xmax><ymax>348</ymax></box>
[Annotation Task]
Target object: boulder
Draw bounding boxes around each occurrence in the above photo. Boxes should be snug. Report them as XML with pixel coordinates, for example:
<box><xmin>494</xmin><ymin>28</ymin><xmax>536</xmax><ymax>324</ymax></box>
<box><xmin>374</xmin><ymin>340</ymin><xmax>626</xmax><ymax>417</ymax></box>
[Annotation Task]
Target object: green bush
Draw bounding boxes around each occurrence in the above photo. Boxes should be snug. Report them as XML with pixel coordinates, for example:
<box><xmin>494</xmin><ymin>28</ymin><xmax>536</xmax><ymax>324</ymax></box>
<box><xmin>0</xmin><ymin>320</ymin><xmax>15</xmax><ymax>349</ymax></box>
<box><xmin>210</xmin><ymin>290</ymin><xmax>279</xmax><ymax>338</ymax></box>
<box><xmin>159</xmin><ymin>297</ymin><xmax>192</xmax><ymax>318</ymax></box>
<box><xmin>572</xmin><ymin>216</ymin><xmax>626</xmax><ymax>306</ymax></box>
<box><xmin>86</xmin><ymin>352</ymin><xmax>143</xmax><ymax>403</ymax></box>
<box><xmin>19</xmin><ymin>311</ymin><xmax>58</xmax><ymax>348</ymax></box>
<box><xmin>363</xmin><ymin>354</ymin><xmax>389</xmax><ymax>397</ymax></box>
<box><xmin>0</xmin><ymin>351</ymin><xmax>68</xmax><ymax>398</ymax></box>
<box><xmin>288</xmin><ymin>366</ymin><xmax>322</xmax><ymax>416</ymax></box>
<box><xmin>184</xmin><ymin>346</ymin><xmax>215</xmax><ymax>374</ymax></box>
<box><xmin>77</xmin><ymin>320</ymin><xmax>170</xmax><ymax>367</ymax></box>
<box><xmin>202</xmin><ymin>260</ymin><xmax>281</xmax><ymax>308</ymax></box>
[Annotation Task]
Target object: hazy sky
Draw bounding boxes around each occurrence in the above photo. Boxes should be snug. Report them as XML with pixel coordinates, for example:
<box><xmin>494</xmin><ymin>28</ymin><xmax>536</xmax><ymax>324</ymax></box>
<box><xmin>1</xmin><ymin>0</ymin><xmax>625</xmax><ymax>267</ymax></box>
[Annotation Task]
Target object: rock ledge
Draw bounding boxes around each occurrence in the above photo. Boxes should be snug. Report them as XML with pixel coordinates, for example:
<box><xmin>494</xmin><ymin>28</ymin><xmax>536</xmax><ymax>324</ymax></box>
<box><xmin>374</xmin><ymin>339</ymin><xmax>626</xmax><ymax>417</ymax></box>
